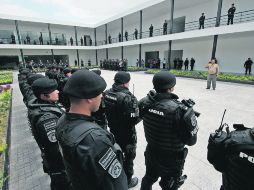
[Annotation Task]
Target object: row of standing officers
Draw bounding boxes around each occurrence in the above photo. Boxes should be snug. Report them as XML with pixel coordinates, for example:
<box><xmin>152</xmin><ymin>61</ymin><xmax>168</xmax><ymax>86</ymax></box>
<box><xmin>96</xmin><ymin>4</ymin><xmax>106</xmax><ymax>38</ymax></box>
<box><xmin>18</xmin><ymin>65</ymin><xmax>253</xmax><ymax>190</ymax></box>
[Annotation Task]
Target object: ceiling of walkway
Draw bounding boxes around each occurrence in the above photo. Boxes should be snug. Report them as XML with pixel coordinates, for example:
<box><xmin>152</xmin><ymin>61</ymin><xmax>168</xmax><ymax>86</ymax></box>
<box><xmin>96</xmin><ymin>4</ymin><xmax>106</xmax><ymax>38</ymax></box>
<box><xmin>0</xmin><ymin>0</ymin><xmax>211</xmax><ymax>26</ymax></box>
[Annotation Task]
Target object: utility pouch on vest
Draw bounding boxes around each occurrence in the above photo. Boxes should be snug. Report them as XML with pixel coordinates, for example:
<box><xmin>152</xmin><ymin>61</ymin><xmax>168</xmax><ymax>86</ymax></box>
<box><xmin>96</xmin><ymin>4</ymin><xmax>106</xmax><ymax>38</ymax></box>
<box><xmin>207</xmin><ymin>131</ymin><xmax>228</xmax><ymax>172</ymax></box>
<box><xmin>182</xmin><ymin>108</ymin><xmax>198</xmax><ymax>136</ymax></box>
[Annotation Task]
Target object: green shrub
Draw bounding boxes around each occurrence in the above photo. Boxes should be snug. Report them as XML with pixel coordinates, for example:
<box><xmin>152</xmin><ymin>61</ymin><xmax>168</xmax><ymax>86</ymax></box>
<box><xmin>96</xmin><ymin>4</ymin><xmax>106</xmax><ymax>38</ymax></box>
<box><xmin>0</xmin><ymin>71</ymin><xmax>13</xmax><ymax>84</ymax></box>
<box><xmin>145</xmin><ymin>69</ymin><xmax>254</xmax><ymax>83</ymax></box>
<box><xmin>127</xmin><ymin>66</ymin><xmax>147</xmax><ymax>72</ymax></box>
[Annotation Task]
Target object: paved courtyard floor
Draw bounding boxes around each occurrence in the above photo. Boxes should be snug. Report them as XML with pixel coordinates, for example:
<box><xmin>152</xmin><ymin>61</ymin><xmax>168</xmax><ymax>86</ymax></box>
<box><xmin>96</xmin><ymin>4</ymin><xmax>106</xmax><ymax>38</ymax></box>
<box><xmin>8</xmin><ymin>70</ymin><xmax>254</xmax><ymax>190</ymax></box>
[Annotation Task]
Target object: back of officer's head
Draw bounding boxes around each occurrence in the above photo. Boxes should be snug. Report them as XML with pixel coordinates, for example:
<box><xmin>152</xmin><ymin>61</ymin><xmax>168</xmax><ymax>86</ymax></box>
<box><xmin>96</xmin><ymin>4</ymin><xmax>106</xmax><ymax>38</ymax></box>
<box><xmin>153</xmin><ymin>71</ymin><xmax>176</xmax><ymax>93</ymax></box>
<box><xmin>27</xmin><ymin>74</ymin><xmax>45</xmax><ymax>86</ymax></box>
<box><xmin>64</xmin><ymin>70</ymin><xmax>106</xmax><ymax>112</ymax></box>
<box><xmin>32</xmin><ymin>77</ymin><xmax>58</xmax><ymax>101</ymax></box>
<box><xmin>114</xmin><ymin>71</ymin><xmax>130</xmax><ymax>88</ymax></box>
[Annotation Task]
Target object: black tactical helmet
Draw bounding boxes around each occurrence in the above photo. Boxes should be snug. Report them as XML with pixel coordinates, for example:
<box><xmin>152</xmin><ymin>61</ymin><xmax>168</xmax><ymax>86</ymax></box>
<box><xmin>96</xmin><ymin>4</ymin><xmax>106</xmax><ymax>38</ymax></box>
<box><xmin>153</xmin><ymin>71</ymin><xmax>176</xmax><ymax>90</ymax></box>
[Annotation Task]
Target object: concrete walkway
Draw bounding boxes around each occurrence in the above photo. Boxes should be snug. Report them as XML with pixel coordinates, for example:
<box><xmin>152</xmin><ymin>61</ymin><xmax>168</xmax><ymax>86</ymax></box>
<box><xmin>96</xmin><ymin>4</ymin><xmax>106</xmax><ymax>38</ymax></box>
<box><xmin>7</xmin><ymin>70</ymin><xmax>254</xmax><ymax>190</ymax></box>
<box><xmin>8</xmin><ymin>72</ymin><xmax>50</xmax><ymax>190</ymax></box>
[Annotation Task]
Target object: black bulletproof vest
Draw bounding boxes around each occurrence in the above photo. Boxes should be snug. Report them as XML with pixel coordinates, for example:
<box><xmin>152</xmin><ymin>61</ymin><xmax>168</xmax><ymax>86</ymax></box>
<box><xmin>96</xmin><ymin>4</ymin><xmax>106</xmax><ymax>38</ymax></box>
<box><xmin>142</xmin><ymin>94</ymin><xmax>185</xmax><ymax>152</ymax></box>
<box><xmin>222</xmin><ymin>128</ymin><xmax>254</xmax><ymax>190</ymax></box>
<box><xmin>28</xmin><ymin>100</ymin><xmax>63</xmax><ymax>148</ymax></box>
<box><xmin>104</xmin><ymin>87</ymin><xmax>129</xmax><ymax>127</ymax></box>
<box><xmin>56</xmin><ymin>114</ymin><xmax>117</xmax><ymax>190</ymax></box>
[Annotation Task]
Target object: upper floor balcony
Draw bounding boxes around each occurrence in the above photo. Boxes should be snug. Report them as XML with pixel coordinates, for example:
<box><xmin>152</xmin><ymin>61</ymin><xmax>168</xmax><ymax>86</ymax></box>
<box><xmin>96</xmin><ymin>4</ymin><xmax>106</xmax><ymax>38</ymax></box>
<box><xmin>0</xmin><ymin>8</ymin><xmax>254</xmax><ymax>49</ymax></box>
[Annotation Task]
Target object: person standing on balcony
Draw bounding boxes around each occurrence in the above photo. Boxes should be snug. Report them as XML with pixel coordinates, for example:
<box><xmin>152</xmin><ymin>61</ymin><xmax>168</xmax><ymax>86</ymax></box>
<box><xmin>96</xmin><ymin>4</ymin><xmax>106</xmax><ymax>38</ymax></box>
<box><xmin>70</xmin><ymin>37</ymin><xmax>73</xmax><ymax>46</ymax></box>
<box><xmin>80</xmin><ymin>37</ymin><xmax>83</xmax><ymax>46</ymax></box>
<box><xmin>125</xmin><ymin>30</ymin><xmax>128</xmax><ymax>41</ymax></box>
<box><xmin>39</xmin><ymin>32</ymin><xmax>43</xmax><ymax>45</ymax></box>
<box><xmin>119</xmin><ymin>32</ymin><xmax>122</xmax><ymax>42</ymax></box>
<box><xmin>11</xmin><ymin>33</ymin><xmax>16</xmax><ymax>44</ymax></box>
<box><xmin>199</xmin><ymin>13</ymin><xmax>205</xmax><ymax>29</ymax></box>
<box><xmin>26</xmin><ymin>34</ymin><xmax>31</xmax><ymax>44</ymax></box>
<box><xmin>108</xmin><ymin>34</ymin><xmax>112</xmax><ymax>44</ymax></box>
<box><xmin>134</xmin><ymin>28</ymin><xmax>138</xmax><ymax>40</ymax></box>
<box><xmin>89</xmin><ymin>38</ymin><xmax>92</xmax><ymax>46</ymax></box>
<box><xmin>55</xmin><ymin>37</ymin><xmax>58</xmax><ymax>45</ymax></box>
<box><xmin>244</xmin><ymin>58</ymin><xmax>253</xmax><ymax>75</ymax></box>
<box><xmin>205</xmin><ymin>59</ymin><xmax>219</xmax><ymax>90</ymax></box>
<box><xmin>149</xmin><ymin>24</ymin><xmax>153</xmax><ymax>37</ymax></box>
<box><xmin>227</xmin><ymin>3</ymin><xmax>236</xmax><ymax>25</ymax></box>
<box><xmin>163</xmin><ymin>20</ymin><xmax>168</xmax><ymax>35</ymax></box>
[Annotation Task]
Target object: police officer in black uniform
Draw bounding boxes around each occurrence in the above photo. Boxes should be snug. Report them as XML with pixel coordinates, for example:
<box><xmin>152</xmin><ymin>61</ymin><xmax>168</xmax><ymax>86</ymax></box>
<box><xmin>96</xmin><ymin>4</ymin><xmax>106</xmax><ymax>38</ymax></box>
<box><xmin>28</xmin><ymin>77</ymin><xmax>69</xmax><ymax>190</ymax></box>
<box><xmin>227</xmin><ymin>4</ymin><xmax>236</xmax><ymax>25</ymax></box>
<box><xmin>244</xmin><ymin>58</ymin><xmax>253</xmax><ymax>75</ymax></box>
<box><xmin>125</xmin><ymin>30</ymin><xmax>128</xmax><ymax>41</ymax></box>
<box><xmin>56</xmin><ymin>70</ymin><xmax>128</xmax><ymax>190</ymax></box>
<box><xmin>91</xmin><ymin>70</ymin><xmax>108</xmax><ymax>130</ymax></box>
<box><xmin>208</xmin><ymin>116</ymin><xmax>254</xmax><ymax>190</ymax></box>
<box><xmin>119</xmin><ymin>32</ymin><xmax>122</xmax><ymax>42</ymax></box>
<box><xmin>190</xmin><ymin>58</ymin><xmax>195</xmax><ymax>71</ymax></box>
<box><xmin>149</xmin><ymin>24</ymin><xmax>153</xmax><ymax>37</ymax></box>
<box><xmin>134</xmin><ymin>28</ymin><xmax>138</xmax><ymax>40</ymax></box>
<box><xmin>199</xmin><ymin>13</ymin><xmax>205</xmax><ymax>29</ymax></box>
<box><xmin>139</xmin><ymin>71</ymin><xmax>199</xmax><ymax>190</ymax></box>
<box><xmin>104</xmin><ymin>71</ymin><xmax>140</xmax><ymax>188</ymax></box>
<box><xmin>163</xmin><ymin>20</ymin><xmax>168</xmax><ymax>35</ymax></box>
<box><xmin>58</xmin><ymin>67</ymin><xmax>72</xmax><ymax>110</ymax></box>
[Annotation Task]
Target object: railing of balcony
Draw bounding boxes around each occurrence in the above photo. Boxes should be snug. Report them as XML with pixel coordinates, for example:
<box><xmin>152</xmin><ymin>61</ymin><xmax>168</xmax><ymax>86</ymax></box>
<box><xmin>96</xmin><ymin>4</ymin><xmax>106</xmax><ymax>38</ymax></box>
<box><xmin>0</xmin><ymin>30</ymin><xmax>17</xmax><ymax>44</ymax></box>
<box><xmin>0</xmin><ymin>9</ymin><xmax>253</xmax><ymax>47</ymax></box>
<box><xmin>97</xmin><ymin>8</ymin><xmax>254</xmax><ymax>45</ymax></box>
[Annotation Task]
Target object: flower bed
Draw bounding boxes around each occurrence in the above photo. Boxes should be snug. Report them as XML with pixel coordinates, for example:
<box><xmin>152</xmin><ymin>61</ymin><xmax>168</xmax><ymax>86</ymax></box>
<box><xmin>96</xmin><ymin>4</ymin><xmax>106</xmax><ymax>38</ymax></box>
<box><xmin>0</xmin><ymin>90</ymin><xmax>12</xmax><ymax>188</ymax></box>
<box><xmin>0</xmin><ymin>71</ymin><xmax>13</xmax><ymax>85</ymax></box>
<box><xmin>146</xmin><ymin>69</ymin><xmax>254</xmax><ymax>84</ymax></box>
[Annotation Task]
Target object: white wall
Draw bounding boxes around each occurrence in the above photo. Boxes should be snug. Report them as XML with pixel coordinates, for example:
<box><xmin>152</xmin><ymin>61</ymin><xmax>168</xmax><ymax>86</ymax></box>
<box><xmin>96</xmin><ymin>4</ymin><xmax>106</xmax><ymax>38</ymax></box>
<box><xmin>50</xmin><ymin>24</ymin><xmax>75</xmax><ymax>45</ymax></box>
<box><xmin>79</xmin><ymin>50</ymin><xmax>96</xmax><ymax>65</ymax></box>
<box><xmin>122</xmin><ymin>36</ymin><xmax>213</xmax><ymax>70</ymax></box>
<box><xmin>53</xmin><ymin>49</ymin><xmax>77</xmax><ymax>66</ymax></box>
<box><xmin>76</xmin><ymin>27</ymin><xmax>94</xmax><ymax>45</ymax></box>
<box><xmin>97</xmin><ymin>49</ymin><xmax>106</xmax><ymax>61</ymax></box>
<box><xmin>175</xmin><ymin>1</ymin><xmax>217</xmax><ymax>24</ymax></box>
<box><xmin>108</xmin><ymin>19</ymin><xmax>121</xmax><ymax>42</ymax></box>
<box><xmin>216</xmin><ymin>31</ymin><xmax>254</xmax><ymax>73</ymax></box>
<box><xmin>96</xmin><ymin>25</ymin><xmax>106</xmax><ymax>44</ymax></box>
<box><xmin>222</xmin><ymin>0</ymin><xmax>254</xmax><ymax>15</ymax></box>
<box><xmin>0</xmin><ymin>19</ymin><xmax>17</xmax><ymax>33</ymax></box>
<box><xmin>123</xmin><ymin>12</ymin><xmax>140</xmax><ymax>40</ymax></box>
<box><xmin>0</xmin><ymin>49</ymin><xmax>21</xmax><ymax>61</ymax></box>
<box><xmin>173</xmin><ymin>36</ymin><xmax>213</xmax><ymax>70</ymax></box>
<box><xmin>108</xmin><ymin>47</ymin><xmax>121</xmax><ymax>59</ymax></box>
<box><xmin>124</xmin><ymin>45</ymin><xmax>139</xmax><ymax>66</ymax></box>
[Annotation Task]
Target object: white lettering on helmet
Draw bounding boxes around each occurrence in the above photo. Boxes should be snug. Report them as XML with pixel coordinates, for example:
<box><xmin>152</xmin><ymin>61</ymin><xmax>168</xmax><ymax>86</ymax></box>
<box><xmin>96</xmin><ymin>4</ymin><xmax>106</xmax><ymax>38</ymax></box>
<box><xmin>148</xmin><ymin>109</ymin><xmax>164</xmax><ymax>116</ymax></box>
<box><xmin>239</xmin><ymin>152</ymin><xmax>254</xmax><ymax>164</ymax></box>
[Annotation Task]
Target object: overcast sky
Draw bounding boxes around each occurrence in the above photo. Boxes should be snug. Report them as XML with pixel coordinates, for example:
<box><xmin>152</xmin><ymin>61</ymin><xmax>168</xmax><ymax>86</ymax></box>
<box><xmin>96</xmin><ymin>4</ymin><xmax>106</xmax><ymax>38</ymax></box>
<box><xmin>0</xmin><ymin>0</ymin><xmax>152</xmax><ymax>24</ymax></box>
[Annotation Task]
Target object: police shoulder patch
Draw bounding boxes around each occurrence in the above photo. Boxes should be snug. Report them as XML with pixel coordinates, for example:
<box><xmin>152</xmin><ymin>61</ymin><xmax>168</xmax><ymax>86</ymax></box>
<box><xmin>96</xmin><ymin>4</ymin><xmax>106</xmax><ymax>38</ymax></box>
<box><xmin>98</xmin><ymin>147</ymin><xmax>116</xmax><ymax>170</ymax></box>
<box><xmin>46</xmin><ymin>130</ymin><xmax>57</xmax><ymax>142</ymax></box>
<box><xmin>108</xmin><ymin>158</ymin><xmax>122</xmax><ymax>178</ymax></box>
<box><xmin>43</xmin><ymin>120</ymin><xmax>57</xmax><ymax>143</ymax></box>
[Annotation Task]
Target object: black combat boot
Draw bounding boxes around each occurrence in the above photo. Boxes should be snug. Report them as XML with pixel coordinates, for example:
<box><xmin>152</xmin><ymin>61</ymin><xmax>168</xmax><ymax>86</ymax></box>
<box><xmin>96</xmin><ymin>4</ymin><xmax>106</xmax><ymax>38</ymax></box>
<box><xmin>128</xmin><ymin>177</ymin><xmax>138</xmax><ymax>188</ymax></box>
